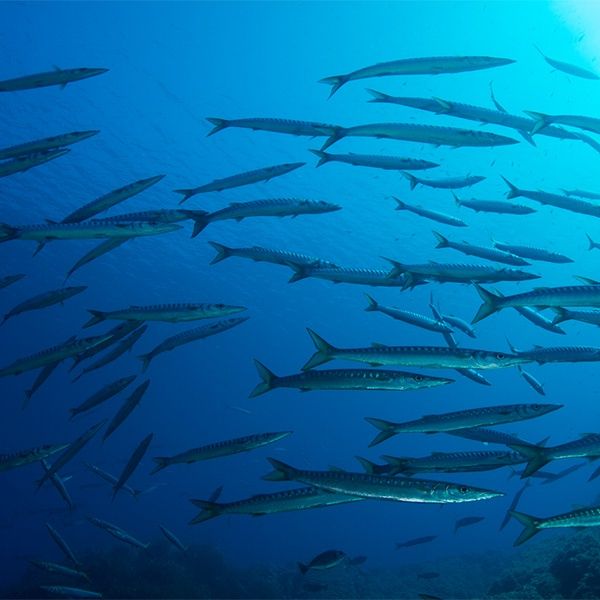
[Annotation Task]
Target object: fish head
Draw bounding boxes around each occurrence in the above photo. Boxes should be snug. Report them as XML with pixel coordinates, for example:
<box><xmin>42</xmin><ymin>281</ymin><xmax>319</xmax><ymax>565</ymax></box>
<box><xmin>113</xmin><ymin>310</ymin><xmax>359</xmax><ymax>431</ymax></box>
<box><xmin>404</xmin><ymin>372</ymin><xmax>455</xmax><ymax>389</ymax></box>
<box><xmin>474</xmin><ymin>350</ymin><xmax>526</xmax><ymax>369</ymax></box>
<box><xmin>437</xmin><ymin>481</ymin><xmax>504</xmax><ymax>503</ymax></box>
<box><xmin>519</xmin><ymin>403</ymin><xmax>563</xmax><ymax>418</ymax></box>
<box><xmin>315</xmin><ymin>200</ymin><xmax>342</xmax><ymax>213</ymax></box>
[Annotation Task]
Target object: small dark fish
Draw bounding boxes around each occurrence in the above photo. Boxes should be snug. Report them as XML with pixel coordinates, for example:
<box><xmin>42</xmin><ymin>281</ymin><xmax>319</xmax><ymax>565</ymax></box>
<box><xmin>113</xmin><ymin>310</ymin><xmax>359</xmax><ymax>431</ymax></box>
<box><xmin>41</xmin><ymin>459</ymin><xmax>74</xmax><ymax>510</ymax></box>
<box><xmin>159</xmin><ymin>525</ymin><xmax>187</xmax><ymax>552</ymax></box>
<box><xmin>395</xmin><ymin>535</ymin><xmax>438</xmax><ymax>549</ymax></box>
<box><xmin>454</xmin><ymin>515</ymin><xmax>485</xmax><ymax>532</ymax></box>
<box><xmin>103</xmin><ymin>380</ymin><xmax>150</xmax><ymax>442</ymax></box>
<box><xmin>70</xmin><ymin>375</ymin><xmax>137</xmax><ymax>420</ymax></box>
<box><xmin>0</xmin><ymin>443</ymin><xmax>67</xmax><ymax>473</ymax></box>
<box><xmin>112</xmin><ymin>433</ymin><xmax>153</xmax><ymax>498</ymax></box>
<box><xmin>46</xmin><ymin>523</ymin><xmax>81</xmax><ymax>568</ymax></box>
<box><xmin>0</xmin><ymin>130</ymin><xmax>98</xmax><ymax>160</ymax></box>
<box><xmin>403</xmin><ymin>172</ymin><xmax>485</xmax><ymax>190</ymax></box>
<box><xmin>535</xmin><ymin>46</ymin><xmax>599</xmax><ymax>80</ymax></box>
<box><xmin>84</xmin><ymin>462</ymin><xmax>141</xmax><ymax>497</ymax></box>
<box><xmin>39</xmin><ymin>585</ymin><xmax>101</xmax><ymax>599</ymax></box>
<box><xmin>87</xmin><ymin>517</ymin><xmax>148</xmax><ymax>550</ymax></box>
<box><xmin>298</xmin><ymin>550</ymin><xmax>347</xmax><ymax>575</ymax></box>
<box><xmin>65</xmin><ymin>238</ymin><xmax>128</xmax><ymax>280</ymax></box>
<box><xmin>0</xmin><ymin>274</ymin><xmax>25</xmax><ymax>290</ymax></box>
<box><xmin>0</xmin><ymin>149</ymin><xmax>70</xmax><ymax>178</ymax></box>
<box><xmin>24</xmin><ymin>362</ymin><xmax>61</xmax><ymax>407</ymax></box>
<box><xmin>0</xmin><ymin>66</ymin><xmax>108</xmax><ymax>91</ymax></box>
<box><xmin>499</xmin><ymin>480</ymin><xmax>530</xmax><ymax>530</ymax></box>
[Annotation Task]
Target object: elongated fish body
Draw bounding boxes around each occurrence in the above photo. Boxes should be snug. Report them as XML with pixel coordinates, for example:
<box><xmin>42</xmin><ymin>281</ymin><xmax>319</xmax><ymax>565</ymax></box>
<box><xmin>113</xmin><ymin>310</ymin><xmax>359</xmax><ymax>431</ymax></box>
<box><xmin>499</xmin><ymin>480</ymin><xmax>530</xmax><ymax>531</ymax></box>
<box><xmin>563</xmin><ymin>188</ymin><xmax>600</xmax><ymax>200</ymax></box>
<box><xmin>103</xmin><ymin>380</ymin><xmax>150</xmax><ymax>442</ymax></box>
<box><xmin>447</xmin><ymin>427</ymin><xmax>532</xmax><ymax>447</ymax></box>
<box><xmin>206</xmin><ymin>116</ymin><xmax>339</xmax><ymax>137</ymax></box>
<box><xmin>526</xmin><ymin>111</ymin><xmax>600</xmax><ymax>135</ymax></box>
<box><xmin>249</xmin><ymin>361</ymin><xmax>453</xmax><ymax>398</ymax></box>
<box><xmin>0</xmin><ymin>148</ymin><xmax>70</xmax><ymax>178</ymax></box>
<box><xmin>511</xmin><ymin>344</ymin><xmax>600</xmax><ymax>365</ymax></box>
<box><xmin>0</xmin><ymin>221</ymin><xmax>181</xmax><ymax>243</ymax></box>
<box><xmin>386</xmin><ymin>260</ymin><xmax>539</xmax><ymax>287</ymax></box>
<box><xmin>288</xmin><ymin>264</ymin><xmax>411</xmax><ymax>287</ymax></box>
<box><xmin>503</xmin><ymin>177</ymin><xmax>600</xmax><ymax>219</ymax></box>
<box><xmin>66</xmin><ymin>238</ymin><xmax>128</xmax><ymax>280</ymax></box>
<box><xmin>403</xmin><ymin>172</ymin><xmax>485</xmax><ymax>190</ymax></box>
<box><xmin>84</xmin><ymin>462</ymin><xmax>140</xmax><ymax>498</ymax></box>
<box><xmin>87</xmin><ymin>517</ymin><xmax>148</xmax><ymax>549</ymax></box>
<box><xmin>365</xmin><ymin>403</ymin><xmax>561</xmax><ymax>446</ymax></box>
<box><xmin>302</xmin><ymin>329</ymin><xmax>528</xmax><ymax>371</ymax></box>
<box><xmin>46</xmin><ymin>523</ymin><xmax>81</xmax><ymax>567</ymax></box>
<box><xmin>536</xmin><ymin>48</ymin><xmax>599</xmax><ymax>79</ymax></box>
<box><xmin>24</xmin><ymin>361</ymin><xmax>61</xmax><ymax>406</ymax></box>
<box><xmin>455</xmin><ymin>367</ymin><xmax>490</xmax><ymax>386</ymax></box>
<box><xmin>0</xmin><ymin>274</ymin><xmax>25</xmax><ymax>290</ymax></box>
<box><xmin>70</xmin><ymin>375</ymin><xmax>137</xmax><ymax>419</ymax></box>
<box><xmin>320</xmin><ymin>122</ymin><xmax>517</xmax><ymax>151</ymax></box>
<box><xmin>159</xmin><ymin>525</ymin><xmax>187</xmax><ymax>551</ymax></box>
<box><xmin>364</xmin><ymin>294</ymin><xmax>452</xmax><ymax>333</ymax></box>
<box><xmin>396</xmin><ymin>535</ymin><xmax>438</xmax><ymax>548</ymax></box>
<box><xmin>367</xmin><ymin>92</ymin><xmax>584</xmax><ymax>144</ymax></box>
<box><xmin>175</xmin><ymin>162</ymin><xmax>306</xmax><ymax>203</ymax></box>
<box><xmin>84</xmin><ymin>302</ymin><xmax>246</xmax><ymax>328</ymax></box>
<box><xmin>152</xmin><ymin>431</ymin><xmax>292</xmax><ymax>474</ymax></box>
<box><xmin>29</xmin><ymin>560</ymin><xmax>89</xmax><ymax>582</ymax></box>
<box><xmin>512</xmin><ymin>434</ymin><xmax>600</xmax><ymax>478</ymax></box>
<box><xmin>41</xmin><ymin>459</ymin><xmax>74</xmax><ymax>510</ymax></box>
<box><xmin>40</xmin><ymin>585</ymin><xmax>101</xmax><ymax>599</ymax></box>
<box><xmin>472</xmin><ymin>284</ymin><xmax>600</xmax><ymax>323</ymax></box>
<box><xmin>264</xmin><ymin>458</ymin><xmax>503</xmax><ymax>503</ymax></box>
<box><xmin>0</xmin><ymin>67</ymin><xmax>108</xmax><ymax>91</ymax></box>
<box><xmin>62</xmin><ymin>175</ymin><xmax>165</xmax><ymax>223</ymax></box>
<box><xmin>74</xmin><ymin>326</ymin><xmax>147</xmax><ymax>381</ymax></box>
<box><xmin>552</xmin><ymin>307</ymin><xmax>600</xmax><ymax>326</ymax></box>
<box><xmin>2</xmin><ymin>285</ymin><xmax>87</xmax><ymax>325</ymax></box>
<box><xmin>113</xmin><ymin>433</ymin><xmax>153</xmax><ymax>498</ymax></box>
<box><xmin>38</xmin><ymin>421</ymin><xmax>105</xmax><ymax>488</ymax></box>
<box><xmin>436</xmin><ymin>313</ymin><xmax>475</xmax><ymax>338</ymax></box>
<box><xmin>394</xmin><ymin>198</ymin><xmax>467</xmax><ymax>227</ymax></box>
<box><xmin>512</xmin><ymin>505</ymin><xmax>600</xmax><ymax>546</ymax></box>
<box><xmin>72</xmin><ymin>321</ymin><xmax>141</xmax><ymax>366</ymax></box>
<box><xmin>0</xmin><ymin>333</ymin><xmax>112</xmax><ymax>377</ymax></box>
<box><xmin>454</xmin><ymin>195</ymin><xmax>535</xmax><ymax>215</ymax></box>
<box><xmin>517</xmin><ymin>366</ymin><xmax>545</xmax><ymax>396</ymax></box>
<box><xmin>311</xmin><ymin>149</ymin><xmax>438</xmax><ymax>171</ymax></box>
<box><xmin>432</xmin><ymin>232</ymin><xmax>528</xmax><ymax>266</ymax></box>
<box><xmin>507</xmin><ymin>301</ymin><xmax>565</xmax><ymax>335</ymax></box>
<box><xmin>87</xmin><ymin>208</ymin><xmax>206</xmax><ymax>226</ymax></box>
<box><xmin>0</xmin><ymin>131</ymin><xmax>98</xmax><ymax>160</ymax></box>
<box><xmin>190</xmin><ymin>486</ymin><xmax>361</xmax><ymax>524</ymax></box>
<box><xmin>320</xmin><ymin>56</ymin><xmax>514</xmax><ymax>97</ymax></box>
<box><xmin>190</xmin><ymin>198</ymin><xmax>341</xmax><ymax>236</ymax></box>
<box><xmin>0</xmin><ymin>443</ymin><xmax>67</xmax><ymax>472</ymax></box>
<box><xmin>208</xmin><ymin>241</ymin><xmax>337</xmax><ymax>268</ymax></box>
<box><xmin>492</xmin><ymin>241</ymin><xmax>573</xmax><ymax>264</ymax></box>
<box><xmin>382</xmin><ymin>450</ymin><xmax>526</xmax><ymax>475</ymax></box>
<box><xmin>139</xmin><ymin>316</ymin><xmax>248</xmax><ymax>371</ymax></box>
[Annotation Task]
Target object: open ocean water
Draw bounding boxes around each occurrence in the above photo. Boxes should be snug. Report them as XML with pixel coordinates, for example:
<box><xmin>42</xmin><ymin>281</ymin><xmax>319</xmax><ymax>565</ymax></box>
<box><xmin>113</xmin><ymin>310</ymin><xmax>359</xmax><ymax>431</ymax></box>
<box><xmin>3</xmin><ymin>1</ymin><xmax>600</xmax><ymax>598</ymax></box>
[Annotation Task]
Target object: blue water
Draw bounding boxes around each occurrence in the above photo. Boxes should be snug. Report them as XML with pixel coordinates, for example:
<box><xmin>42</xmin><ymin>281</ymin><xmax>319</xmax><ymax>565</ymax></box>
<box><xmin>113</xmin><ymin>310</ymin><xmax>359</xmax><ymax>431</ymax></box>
<box><xmin>2</xmin><ymin>1</ymin><xmax>600</xmax><ymax>597</ymax></box>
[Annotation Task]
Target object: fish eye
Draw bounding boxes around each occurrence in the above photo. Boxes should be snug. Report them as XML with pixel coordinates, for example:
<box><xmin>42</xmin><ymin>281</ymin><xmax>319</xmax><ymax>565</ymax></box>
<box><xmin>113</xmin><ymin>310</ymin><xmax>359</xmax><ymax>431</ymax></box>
<box><xmin>532</xmin><ymin>404</ymin><xmax>541</xmax><ymax>411</ymax></box>
<box><xmin>413</xmin><ymin>374</ymin><xmax>423</xmax><ymax>381</ymax></box>
<box><xmin>459</xmin><ymin>486</ymin><xmax>469</xmax><ymax>493</ymax></box>
<box><xmin>495</xmin><ymin>353</ymin><xmax>505</xmax><ymax>359</ymax></box>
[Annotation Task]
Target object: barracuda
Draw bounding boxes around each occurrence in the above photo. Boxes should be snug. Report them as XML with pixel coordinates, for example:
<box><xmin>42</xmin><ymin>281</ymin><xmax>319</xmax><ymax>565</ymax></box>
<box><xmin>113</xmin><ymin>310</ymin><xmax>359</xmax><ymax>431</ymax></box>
<box><xmin>311</xmin><ymin>149</ymin><xmax>438</xmax><ymax>171</ymax></box>
<box><xmin>394</xmin><ymin>198</ymin><xmax>467</xmax><ymax>227</ymax></box>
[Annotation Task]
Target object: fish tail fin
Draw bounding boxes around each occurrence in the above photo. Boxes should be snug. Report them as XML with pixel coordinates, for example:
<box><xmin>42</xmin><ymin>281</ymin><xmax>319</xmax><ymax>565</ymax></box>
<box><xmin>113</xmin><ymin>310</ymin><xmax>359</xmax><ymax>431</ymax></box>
<box><xmin>472</xmin><ymin>285</ymin><xmax>501</xmax><ymax>324</ymax></box>
<box><xmin>302</xmin><ymin>328</ymin><xmax>335</xmax><ymax>370</ymax></box>
<box><xmin>364</xmin><ymin>294</ymin><xmax>378</xmax><ymax>312</ymax></box>
<box><xmin>138</xmin><ymin>354</ymin><xmax>152</xmax><ymax>373</ymax></box>
<box><xmin>320</xmin><ymin>127</ymin><xmax>345</xmax><ymax>151</ymax></box>
<box><xmin>286</xmin><ymin>262</ymin><xmax>310</xmax><ymax>283</ymax></box>
<box><xmin>500</xmin><ymin>176</ymin><xmax>522</xmax><ymax>199</ymax></box>
<box><xmin>364</xmin><ymin>417</ymin><xmax>397</xmax><ymax>447</ymax></box>
<box><xmin>586</xmin><ymin>233</ymin><xmax>597</xmax><ymax>251</ymax></box>
<box><xmin>181</xmin><ymin>210</ymin><xmax>209</xmax><ymax>237</ymax></box>
<box><xmin>262</xmin><ymin>457</ymin><xmax>297</xmax><ymax>482</ymax></box>
<box><xmin>298</xmin><ymin>562</ymin><xmax>309</xmax><ymax>575</ymax></box>
<box><xmin>32</xmin><ymin>242</ymin><xmax>46</xmax><ymax>257</ymax></box>
<box><xmin>382</xmin><ymin>257</ymin><xmax>406</xmax><ymax>279</ymax></box>
<box><xmin>551</xmin><ymin>307</ymin><xmax>569</xmax><ymax>325</ymax></box>
<box><xmin>505</xmin><ymin>338</ymin><xmax>517</xmax><ymax>354</ymax></box>
<box><xmin>150</xmin><ymin>457</ymin><xmax>169</xmax><ymax>475</ymax></box>
<box><xmin>381</xmin><ymin>455</ymin><xmax>410</xmax><ymax>474</ymax></box>
<box><xmin>207</xmin><ymin>241</ymin><xmax>232</xmax><ymax>264</ymax></box>
<box><xmin>318</xmin><ymin>74</ymin><xmax>348</xmax><ymax>98</ymax></box>
<box><xmin>432</xmin><ymin>230</ymin><xmax>449</xmax><ymax>248</ymax></box>
<box><xmin>309</xmin><ymin>149</ymin><xmax>330</xmax><ymax>167</ymax></box>
<box><xmin>509</xmin><ymin>443</ymin><xmax>549</xmax><ymax>478</ymax></box>
<box><xmin>189</xmin><ymin>499</ymin><xmax>222</xmax><ymax>524</ymax></box>
<box><xmin>366</xmin><ymin>88</ymin><xmax>390</xmax><ymax>103</ymax></box>
<box><xmin>452</xmin><ymin>192</ymin><xmax>462</xmax><ymax>206</ymax></box>
<box><xmin>523</xmin><ymin>111</ymin><xmax>550</xmax><ymax>135</ymax></box>
<box><xmin>206</xmin><ymin>117</ymin><xmax>229</xmax><ymax>136</ymax></box>
<box><xmin>510</xmin><ymin>510</ymin><xmax>542</xmax><ymax>546</ymax></box>
<box><xmin>355</xmin><ymin>456</ymin><xmax>377</xmax><ymax>474</ymax></box>
<box><xmin>174</xmin><ymin>189</ymin><xmax>196</xmax><ymax>205</ymax></box>
<box><xmin>0</xmin><ymin>222</ymin><xmax>18</xmax><ymax>242</ymax></box>
<box><xmin>402</xmin><ymin>171</ymin><xmax>419</xmax><ymax>190</ymax></box>
<box><xmin>249</xmin><ymin>359</ymin><xmax>278</xmax><ymax>398</ymax></box>
<box><xmin>392</xmin><ymin>197</ymin><xmax>406</xmax><ymax>211</ymax></box>
<box><xmin>83</xmin><ymin>309</ymin><xmax>106</xmax><ymax>328</ymax></box>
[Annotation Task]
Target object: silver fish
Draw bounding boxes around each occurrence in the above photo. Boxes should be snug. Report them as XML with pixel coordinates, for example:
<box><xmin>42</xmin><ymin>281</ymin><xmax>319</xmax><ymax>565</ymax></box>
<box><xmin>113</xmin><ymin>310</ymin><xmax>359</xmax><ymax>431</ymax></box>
<box><xmin>174</xmin><ymin>162</ymin><xmax>305</xmax><ymax>203</ymax></box>
<box><xmin>41</xmin><ymin>459</ymin><xmax>74</xmax><ymax>510</ymax></box>
<box><xmin>113</xmin><ymin>433</ymin><xmax>153</xmax><ymax>499</ymax></box>
<box><xmin>517</xmin><ymin>366</ymin><xmax>545</xmax><ymax>396</ymax></box>
<box><xmin>0</xmin><ymin>131</ymin><xmax>98</xmax><ymax>160</ymax></box>
<box><xmin>394</xmin><ymin>198</ymin><xmax>467</xmax><ymax>227</ymax></box>
<box><xmin>0</xmin><ymin>443</ymin><xmax>67</xmax><ymax>472</ymax></box>
<box><xmin>69</xmin><ymin>375</ymin><xmax>137</xmax><ymax>419</ymax></box>
<box><xmin>2</xmin><ymin>286</ymin><xmax>87</xmax><ymax>325</ymax></box>
<box><xmin>535</xmin><ymin>46</ymin><xmax>599</xmax><ymax>79</ymax></box>
<box><xmin>0</xmin><ymin>66</ymin><xmax>107</xmax><ymax>91</ymax></box>
<box><xmin>66</xmin><ymin>238</ymin><xmax>128</xmax><ymax>280</ymax></box>
<box><xmin>403</xmin><ymin>172</ymin><xmax>485</xmax><ymax>190</ymax></box>
<box><xmin>206</xmin><ymin>117</ymin><xmax>339</xmax><ymax>137</ymax></box>
<box><xmin>433</xmin><ymin>232</ymin><xmax>529</xmax><ymax>266</ymax></box>
<box><xmin>39</xmin><ymin>586</ymin><xmax>101</xmax><ymax>599</ymax></box>
<box><xmin>84</xmin><ymin>462</ymin><xmax>141</xmax><ymax>498</ymax></box>
<box><xmin>159</xmin><ymin>525</ymin><xmax>187</xmax><ymax>551</ymax></box>
<box><xmin>552</xmin><ymin>307</ymin><xmax>600</xmax><ymax>327</ymax></box>
<box><xmin>492</xmin><ymin>240</ymin><xmax>573</xmax><ymax>264</ymax></box>
<box><xmin>87</xmin><ymin>517</ymin><xmax>149</xmax><ymax>550</ymax></box>
<box><xmin>45</xmin><ymin>523</ymin><xmax>81</xmax><ymax>567</ymax></box>
<box><xmin>288</xmin><ymin>264</ymin><xmax>413</xmax><ymax>288</ymax></box>
<box><xmin>453</xmin><ymin>193</ymin><xmax>535</xmax><ymax>215</ymax></box>
<box><xmin>311</xmin><ymin>149</ymin><xmax>438</xmax><ymax>171</ymax></box>
<box><xmin>103</xmin><ymin>380</ymin><xmax>150</xmax><ymax>442</ymax></box>
<box><xmin>0</xmin><ymin>149</ymin><xmax>70</xmax><ymax>178</ymax></box>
